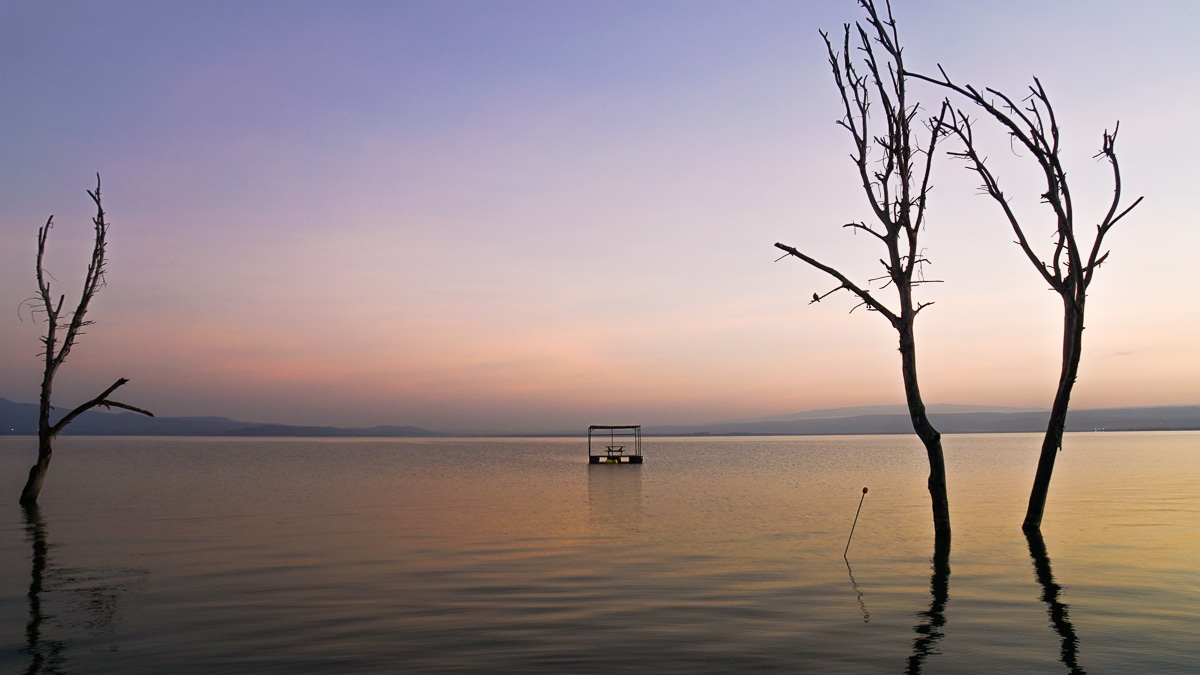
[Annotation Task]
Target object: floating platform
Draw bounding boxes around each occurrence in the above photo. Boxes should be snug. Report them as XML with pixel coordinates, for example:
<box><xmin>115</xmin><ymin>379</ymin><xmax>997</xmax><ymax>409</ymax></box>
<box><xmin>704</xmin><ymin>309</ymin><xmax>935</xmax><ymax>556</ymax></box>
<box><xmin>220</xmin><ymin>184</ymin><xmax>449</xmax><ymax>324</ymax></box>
<box><xmin>588</xmin><ymin>424</ymin><xmax>643</xmax><ymax>464</ymax></box>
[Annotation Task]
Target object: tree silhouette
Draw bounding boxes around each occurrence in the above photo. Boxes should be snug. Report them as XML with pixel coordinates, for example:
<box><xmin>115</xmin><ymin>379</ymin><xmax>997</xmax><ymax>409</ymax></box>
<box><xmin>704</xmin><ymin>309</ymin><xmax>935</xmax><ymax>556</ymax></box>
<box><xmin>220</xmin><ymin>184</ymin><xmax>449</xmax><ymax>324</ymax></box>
<box><xmin>776</xmin><ymin>0</ymin><xmax>951</xmax><ymax>539</ymax></box>
<box><xmin>909</xmin><ymin>68</ymin><xmax>1142</xmax><ymax>531</ymax></box>
<box><xmin>19</xmin><ymin>175</ymin><xmax>152</xmax><ymax>505</ymax></box>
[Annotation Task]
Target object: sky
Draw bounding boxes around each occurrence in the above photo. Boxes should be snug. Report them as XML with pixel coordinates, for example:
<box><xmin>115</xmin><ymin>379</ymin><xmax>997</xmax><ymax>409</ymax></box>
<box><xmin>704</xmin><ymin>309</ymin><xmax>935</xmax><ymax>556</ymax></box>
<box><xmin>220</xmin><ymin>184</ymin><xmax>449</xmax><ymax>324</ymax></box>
<box><xmin>1</xmin><ymin>1</ymin><xmax>1197</xmax><ymax>434</ymax></box>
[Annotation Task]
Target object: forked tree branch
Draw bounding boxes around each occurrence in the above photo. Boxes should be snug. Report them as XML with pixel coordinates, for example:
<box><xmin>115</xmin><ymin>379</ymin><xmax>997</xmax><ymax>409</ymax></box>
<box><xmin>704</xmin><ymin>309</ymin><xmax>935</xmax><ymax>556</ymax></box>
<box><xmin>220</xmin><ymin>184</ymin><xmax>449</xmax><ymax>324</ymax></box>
<box><xmin>36</xmin><ymin>174</ymin><xmax>110</xmax><ymax>375</ymax></box>
<box><xmin>48</xmin><ymin>377</ymin><xmax>152</xmax><ymax>438</ymax></box>
<box><xmin>1085</xmin><ymin>124</ymin><xmax>1144</xmax><ymax>286</ymax></box>
<box><xmin>916</xmin><ymin>69</ymin><xmax>1143</xmax><ymax>301</ymax></box>
<box><xmin>789</xmin><ymin>0</ymin><xmax>941</xmax><ymax>326</ymax></box>
<box><xmin>939</xmin><ymin>108</ymin><xmax>1061</xmax><ymax>289</ymax></box>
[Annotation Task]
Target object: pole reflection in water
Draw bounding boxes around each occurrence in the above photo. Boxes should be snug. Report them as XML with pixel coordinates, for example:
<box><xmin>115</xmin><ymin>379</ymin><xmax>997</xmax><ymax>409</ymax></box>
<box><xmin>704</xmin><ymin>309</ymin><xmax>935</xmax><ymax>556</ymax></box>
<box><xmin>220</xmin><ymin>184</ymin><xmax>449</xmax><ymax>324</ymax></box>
<box><xmin>587</xmin><ymin>463</ymin><xmax>643</xmax><ymax>535</ymax></box>
<box><xmin>22</xmin><ymin>505</ymin><xmax>65</xmax><ymax>675</ymax></box>
<box><xmin>906</xmin><ymin>536</ymin><xmax>950</xmax><ymax>675</ymax></box>
<box><xmin>844</xmin><ymin>557</ymin><xmax>869</xmax><ymax>622</ymax></box>
<box><xmin>1026</xmin><ymin>530</ymin><xmax>1086</xmax><ymax>675</ymax></box>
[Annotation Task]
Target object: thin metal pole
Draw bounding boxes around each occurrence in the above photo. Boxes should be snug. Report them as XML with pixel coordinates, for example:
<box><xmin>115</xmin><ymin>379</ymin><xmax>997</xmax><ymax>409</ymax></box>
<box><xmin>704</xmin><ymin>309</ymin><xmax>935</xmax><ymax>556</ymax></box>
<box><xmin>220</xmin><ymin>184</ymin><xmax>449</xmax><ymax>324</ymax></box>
<box><xmin>844</xmin><ymin>487</ymin><xmax>869</xmax><ymax>558</ymax></box>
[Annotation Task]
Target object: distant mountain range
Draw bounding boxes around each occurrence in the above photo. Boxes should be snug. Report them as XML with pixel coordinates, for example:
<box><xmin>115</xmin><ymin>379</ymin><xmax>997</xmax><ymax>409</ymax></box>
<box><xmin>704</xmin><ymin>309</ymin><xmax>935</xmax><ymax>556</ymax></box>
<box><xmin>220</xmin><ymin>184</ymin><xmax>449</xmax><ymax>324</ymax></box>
<box><xmin>732</xmin><ymin>403</ymin><xmax>1041</xmax><ymax>422</ymax></box>
<box><xmin>0</xmin><ymin>398</ymin><xmax>444</xmax><ymax>438</ymax></box>
<box><xmin>646</xmin><ymin>404</ymin><xmax>1200</xmax><ymax>435</ymax></box>
<box><xmin>1</xmin><ymin>397</ymin><xmax>1196</xmax><ymax>437</ymax></box>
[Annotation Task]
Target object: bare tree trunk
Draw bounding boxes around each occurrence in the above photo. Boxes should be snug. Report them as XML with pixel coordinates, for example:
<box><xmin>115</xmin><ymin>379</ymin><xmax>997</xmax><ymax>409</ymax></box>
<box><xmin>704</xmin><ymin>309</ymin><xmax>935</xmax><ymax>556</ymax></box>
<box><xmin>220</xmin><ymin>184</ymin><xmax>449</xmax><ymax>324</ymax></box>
<box><xmin>899</xmin><ymin>323</ymin><xmax>951</xmax><ymax>539</ymax></box>
<box><xmin>1024</xmin><ymin>300</ymin><xmax>1085</xmax><ymax>531</ymax></box>
<box><xmin>21</xmin><ymin>364</ymin><xmax>58</xmax><ymax>505</ymax></box>
<box><xmin>19</xmin><ymin>441</ymin><xmax>53</xmax><ymax>507</ymax></box>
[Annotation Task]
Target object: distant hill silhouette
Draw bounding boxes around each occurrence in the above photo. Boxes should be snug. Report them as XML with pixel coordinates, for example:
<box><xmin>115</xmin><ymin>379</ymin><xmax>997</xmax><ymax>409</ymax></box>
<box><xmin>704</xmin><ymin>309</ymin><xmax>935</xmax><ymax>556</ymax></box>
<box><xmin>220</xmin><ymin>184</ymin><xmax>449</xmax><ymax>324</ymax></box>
<box><xmin>647</xmin><ymin>405</ymin><xmax>1200</xmax><ymax>435</ymax></box>
<box><xmin>0</xmin><ymin>398</ymin><xmax>444</xmax><ymax>437</ymax></box>
<box><xmin>733</xmin><ymin>403</ymin><xmax>1040</xmax><ymax>422</ymax></box>
<box><xmin>1</xmin><ymin>397</ymin><xmax>1196</xmax><ymax>437</ymax></box>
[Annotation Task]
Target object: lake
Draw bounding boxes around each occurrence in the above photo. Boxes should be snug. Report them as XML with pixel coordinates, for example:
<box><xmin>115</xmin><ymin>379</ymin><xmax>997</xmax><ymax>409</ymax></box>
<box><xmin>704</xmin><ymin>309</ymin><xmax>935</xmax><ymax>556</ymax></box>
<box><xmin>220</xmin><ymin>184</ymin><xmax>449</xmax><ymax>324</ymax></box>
<box><xmin>1</xmin><ymin>432</ymin><xmax>1197</xmax><ymax>673</ymax></box>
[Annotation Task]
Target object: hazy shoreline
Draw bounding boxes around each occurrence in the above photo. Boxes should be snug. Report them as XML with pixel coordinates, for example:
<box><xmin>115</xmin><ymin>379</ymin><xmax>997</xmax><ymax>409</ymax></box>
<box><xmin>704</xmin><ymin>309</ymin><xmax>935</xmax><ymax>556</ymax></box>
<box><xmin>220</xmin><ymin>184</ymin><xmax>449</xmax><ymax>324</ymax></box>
<box><xmin>3</xmin><ymin>397</ymin><xmax>1197</xmax><ymax>438</ymax></box>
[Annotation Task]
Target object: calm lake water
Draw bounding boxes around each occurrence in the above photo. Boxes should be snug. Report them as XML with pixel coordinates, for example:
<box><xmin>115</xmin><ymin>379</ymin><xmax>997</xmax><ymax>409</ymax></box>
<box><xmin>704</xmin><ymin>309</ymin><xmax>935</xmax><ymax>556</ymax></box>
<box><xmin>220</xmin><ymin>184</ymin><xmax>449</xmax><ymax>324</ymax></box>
<box><xmin>0</xmin><ymin>432</ymin><xmax>1197</xmax><ymax>673</ymax></box>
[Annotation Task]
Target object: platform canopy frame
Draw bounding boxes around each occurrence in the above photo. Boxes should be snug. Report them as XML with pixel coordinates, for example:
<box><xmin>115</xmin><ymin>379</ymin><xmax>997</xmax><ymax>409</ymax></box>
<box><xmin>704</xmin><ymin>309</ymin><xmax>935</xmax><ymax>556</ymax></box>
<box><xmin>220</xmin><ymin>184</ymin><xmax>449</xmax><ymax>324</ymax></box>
<box><xmin>587</xmin><ymin>425</ymin><xmax>643</xmax><ymax>464</ymax></box>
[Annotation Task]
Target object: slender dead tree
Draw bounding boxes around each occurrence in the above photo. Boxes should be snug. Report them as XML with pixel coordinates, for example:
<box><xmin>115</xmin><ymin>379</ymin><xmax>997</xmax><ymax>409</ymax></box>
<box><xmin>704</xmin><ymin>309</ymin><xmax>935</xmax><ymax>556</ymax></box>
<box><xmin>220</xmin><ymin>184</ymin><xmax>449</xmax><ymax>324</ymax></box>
<box><xmin>776</xmin><ymin>0</ymin><xmax>951</xmax><ymax>540</ymax></box>
<box><xmin>19</xmin><ymin>175</ymin><xmax>152</xmax><ymax>505</ymax></box>
<box><xmin>909</xmin><ymin>69</ymin><xmax>1142</xmax><ymax>531</ymax></box>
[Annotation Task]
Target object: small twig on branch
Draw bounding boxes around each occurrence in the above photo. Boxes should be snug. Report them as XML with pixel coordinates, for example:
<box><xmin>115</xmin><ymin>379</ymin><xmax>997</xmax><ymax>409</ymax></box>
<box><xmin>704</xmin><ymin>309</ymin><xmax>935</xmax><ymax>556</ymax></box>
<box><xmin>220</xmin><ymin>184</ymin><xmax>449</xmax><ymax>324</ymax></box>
<box><xmin>843</xmin><ymin>221</ymin><xmax>887</xmax><ymax>240</ymax></box>
<box><xmin>810</xmin><ymin>285</ymin><xmax>846</xmax><ymax>304</ymax></box>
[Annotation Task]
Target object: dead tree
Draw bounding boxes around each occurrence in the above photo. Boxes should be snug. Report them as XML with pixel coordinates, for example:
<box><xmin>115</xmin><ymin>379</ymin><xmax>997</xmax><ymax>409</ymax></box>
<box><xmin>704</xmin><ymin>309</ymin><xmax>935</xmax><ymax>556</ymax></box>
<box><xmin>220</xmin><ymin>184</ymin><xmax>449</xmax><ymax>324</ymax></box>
<box><xmin>19</xmin><ymin>175</ymin><xmax>152</xmax><ymax>505</ymax></box>
<box><xmin>776</xmin><ymin>0</ymin><xmax>951</xmax><ymax>540</ymax></box>
<box><xmin>909</xmin><ymin>69</ymin><xmax>1142</xmax><ymax>531</ymax></box>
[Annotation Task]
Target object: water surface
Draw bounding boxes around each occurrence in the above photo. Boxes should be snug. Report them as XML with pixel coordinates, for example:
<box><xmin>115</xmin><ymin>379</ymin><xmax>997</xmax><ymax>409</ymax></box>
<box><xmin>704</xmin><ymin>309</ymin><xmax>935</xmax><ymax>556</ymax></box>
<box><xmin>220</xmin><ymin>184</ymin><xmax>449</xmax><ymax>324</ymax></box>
<box><xmin>1</xmin><ymin>432</ymin><xmax>1197</xmax><ymax>673</ymax></box>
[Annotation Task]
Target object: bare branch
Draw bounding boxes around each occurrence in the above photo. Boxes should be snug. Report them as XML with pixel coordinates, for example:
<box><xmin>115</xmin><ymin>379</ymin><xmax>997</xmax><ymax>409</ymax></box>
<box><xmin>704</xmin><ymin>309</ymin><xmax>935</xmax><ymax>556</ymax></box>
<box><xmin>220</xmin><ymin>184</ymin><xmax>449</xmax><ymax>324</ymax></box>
<box><xmin>1084</xmin><ymin>124</ymin><xmax>1143</xmax><ymax>285</ymax></box>
<box><xmin>842</xmin><ymin>221</ymin><xmax>887</xmax><ymax>241</ymax></box>
<box><xmin>823</xmin><ymin>28</ymin><xmax>892</xmax><ymax>228</ymax></box>
<box><xmin>49</xmin><ymin>378</ymin><xmax>142</xmax><ymax>438</ymax></box>
<box><xmin>98</xmin><ymin>400</ymin><xmax>155</xmax><ymax>417</ymax></box>
<box><xmin>938</xmin><ymin>107</ymin><xmax>1061</xmax><ymax>290</ymax></box>
<box><xmin>55</xmin><ymin>175</ymin><xmax>109</xmax><ymax>367</ymax></box>
<box><xmin>775</xmin><ymin>242</ymin><xmax>899</xmax><ymax>326</ymax></box>
<box><xmin>914</xmin><ymin>101</ymin><xmax>952</xmax><ymax>233</ymax></box>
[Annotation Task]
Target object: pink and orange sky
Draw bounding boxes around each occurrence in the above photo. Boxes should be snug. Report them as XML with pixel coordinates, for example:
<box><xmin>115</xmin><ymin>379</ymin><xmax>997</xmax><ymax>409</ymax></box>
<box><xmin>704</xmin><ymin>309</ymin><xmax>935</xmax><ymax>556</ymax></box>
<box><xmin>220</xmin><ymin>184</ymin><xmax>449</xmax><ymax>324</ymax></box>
<box><xmin>2</xmin><ymin>1</ymin><xmax>1197</xmax><ymax>433</ymax></box>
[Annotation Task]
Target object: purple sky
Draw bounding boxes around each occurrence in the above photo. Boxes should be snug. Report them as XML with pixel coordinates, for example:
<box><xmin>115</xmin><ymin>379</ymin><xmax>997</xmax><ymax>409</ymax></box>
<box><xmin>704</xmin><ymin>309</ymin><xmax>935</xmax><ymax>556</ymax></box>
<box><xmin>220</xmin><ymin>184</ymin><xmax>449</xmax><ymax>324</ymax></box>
<box><xmin>2</xmin><ymin>1</ymin><xmax>1197</xmax><ymax>433</ymax></box>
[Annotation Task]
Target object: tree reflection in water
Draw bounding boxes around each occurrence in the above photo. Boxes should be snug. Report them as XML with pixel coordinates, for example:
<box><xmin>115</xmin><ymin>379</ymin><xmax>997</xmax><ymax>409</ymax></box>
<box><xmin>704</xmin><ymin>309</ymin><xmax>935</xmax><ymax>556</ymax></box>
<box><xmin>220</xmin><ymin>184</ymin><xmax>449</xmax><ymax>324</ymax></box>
<box><xmin>1026</xmin><ymin>530</ymin><xmax>1086</xmax><ymax>674</ymax></box>
<box><xmin>22</xmin><ymin>505</ymin><xmax>65</xmax><ymax>675</ymax></box>
<box><xmin>20</xmin><ymin>505</ymin><xmax>146</xmax><ymax>675</ymax></box>
<box><xmin>905</xmin><ymin>535</ymin><xmax>950</xmax><ymax>674</ymax></box>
